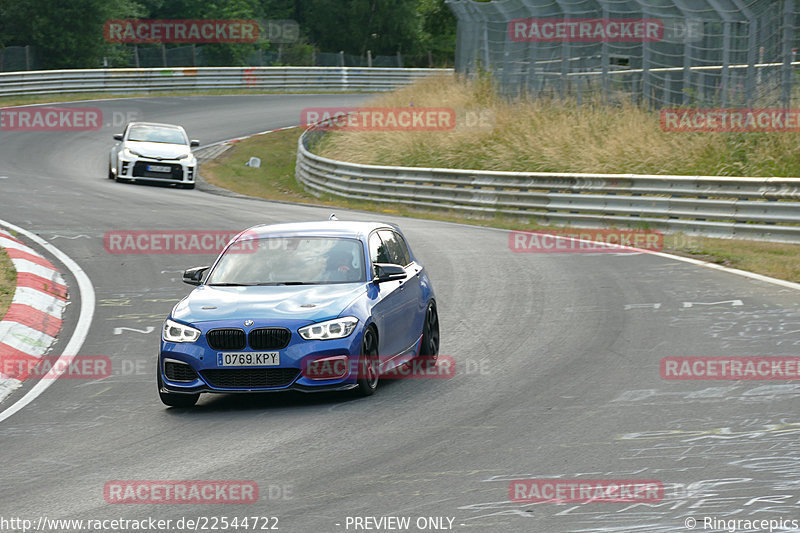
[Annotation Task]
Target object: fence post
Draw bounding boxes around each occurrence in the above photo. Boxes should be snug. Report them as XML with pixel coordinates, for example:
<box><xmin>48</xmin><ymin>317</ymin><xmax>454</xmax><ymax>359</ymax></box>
<box><xmin>665</xmin><ymin>72</ymin><xmax>672</xmax><ymax>107</ymax></box>
<box><xmin>134</xmin><ymin>45</ymin><xmax>140</xmax><ymax>68</ymax></box>
<box><xmin>396</xmin><ymin>50</ymin><xmax>403</xmax><ymax>67</ymax></box>
<box><xmin>367</xmin><ymin>50</ymin><xmax>372</xmax><ymax>67</ymax></box>
<box><xmin>745</xmin><ymin>18</ymin><xmax>757</xmax><ymax>106</ymax></box>
<box><xmin>642</xmin><ymin>40</ymin><xmax>651</xmax><ymax>109</ymax></box>
<box><xmin>782</xmin><ymin>0</ymin><xmax>794</xmax><ymax>108</ymax></box>
<box><xmin>683</xmin><ymin>23</ymin><xmax>693</xmax><ymax>106</ymax></box>
<box><xmin>338</xmin><ymin>50</ymin><xmax>344</xmax><ymax>67</ymax></box>
<box><xmin>600</xmin><ymin>3</ymin><xmax>609</xmax><ymax>105</ymax></box>
<box><xmin>721</xmin><ymin>21</ymin><xmax>731</xmax><ymax>107</ymax></box>
<box><xmin>24</xmin><ymin>45</ymin><xmax>30</xmax><ymax>71</ymax></box>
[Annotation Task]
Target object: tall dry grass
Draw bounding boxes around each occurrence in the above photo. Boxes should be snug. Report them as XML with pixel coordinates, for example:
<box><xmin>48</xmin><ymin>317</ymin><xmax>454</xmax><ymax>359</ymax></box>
<box><xmin>319</xmin><ymin>74</ymin><xmax>800</xmax><ymax>176</ymax></box>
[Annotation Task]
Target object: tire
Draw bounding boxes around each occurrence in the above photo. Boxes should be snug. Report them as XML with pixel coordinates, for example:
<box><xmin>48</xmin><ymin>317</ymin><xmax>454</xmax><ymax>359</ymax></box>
<box><xmin>179</xmin><ymin>183</ymin><xmax>195</xmax><ymax>189</ymax></box>
<box><xmin>107</xmin><ymin>164</ymin><xmax>115</xmax><ymax>179</ymax></box>
<box><xmin>115</xmin><ymin>176</ymin><xmax>130</xmax><ymax>184</ymax></box>
<box><xmin>352</xmin><ymin>327</ymin><xmax>379</xmax><ymax>397</ymax></box>
<box><xmin>419</xmin><ymin>301</ymin><xmax>440</xmax><ymax>362</ymax></box>
<box><xmin>158</xmin><ymin>371</ymin><xmax>199</xmax><ymax>407</ymax></box>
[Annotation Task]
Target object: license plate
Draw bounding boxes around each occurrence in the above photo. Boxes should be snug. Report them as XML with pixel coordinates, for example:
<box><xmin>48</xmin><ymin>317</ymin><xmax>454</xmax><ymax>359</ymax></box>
<box><xmin>217</xmin><ymin>352</ymin><xmax>279</xmax><ymax>367</ymax></box>
<box><xmin>147</xmin><ymin>164</ymin><xmax>172</xmax><ymax>173</ymax></box>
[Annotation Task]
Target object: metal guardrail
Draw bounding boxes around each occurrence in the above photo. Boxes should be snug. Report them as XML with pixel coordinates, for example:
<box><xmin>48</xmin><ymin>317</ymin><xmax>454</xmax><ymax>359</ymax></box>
<box><xmin>0</xmin><ymin>67</ymin><xmax>452</xmax><ymax>97</ymax></box>
<box><xmin>296</xmin><ymin>128</ymin><xmax>800</xmax><ymax>243</ymax></box>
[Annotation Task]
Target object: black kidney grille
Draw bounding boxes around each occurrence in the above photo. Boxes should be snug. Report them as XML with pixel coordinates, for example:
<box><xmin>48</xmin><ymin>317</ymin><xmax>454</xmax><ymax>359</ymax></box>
<box><xmin>164</xmin><ymin>361</ymin><xmax>198</xmax><ymax>382</ymax></box>
<box><xmin>248</xmin><ymin>328</ymin><xmax>291</xmax><ymax>350</ymax></box>
<box><xmin>206</xmin><ymin>328</ymin><xmax>246</xmax><ymax>350</ymax></box>
<box><xmin>200</xmin><ymin>368</ymin><xmax>300</xmax><ymax>388</ymax></box>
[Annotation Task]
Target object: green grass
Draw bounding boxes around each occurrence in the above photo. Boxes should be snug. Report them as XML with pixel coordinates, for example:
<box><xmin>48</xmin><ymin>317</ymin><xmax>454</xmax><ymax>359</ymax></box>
<box><xmin>0</xmin><ymin>246</ymin><xmax>16</xmax><ymax>321</ymax></box>
<box><xmin>201</xmin><ymin>127</ymin><xmax>800</xmax><ymax>283</ymax></box>
<box><xmin>318</xmin><ymin>74</ymin><xmax>800</xmax><ymax>177</ymax></box>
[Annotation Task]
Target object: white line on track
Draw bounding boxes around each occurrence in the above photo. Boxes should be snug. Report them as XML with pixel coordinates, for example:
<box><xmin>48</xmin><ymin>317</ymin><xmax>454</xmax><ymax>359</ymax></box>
<box><xmin>500</xmin><ymin>229</ymin><xmax>800</xmax><ymax>292</ymax></box>
<box><xmin>0</xmin><ymin>219</ymin><xmax>95</xmax><ymax>423</ymax></box>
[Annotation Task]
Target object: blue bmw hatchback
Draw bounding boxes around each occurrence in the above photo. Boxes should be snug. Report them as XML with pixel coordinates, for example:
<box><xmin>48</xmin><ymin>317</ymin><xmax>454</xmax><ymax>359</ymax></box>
<box><xmin>157</xmin><ymin>220</ymin><xmax>439</xmax><ymax>406</ymax></box>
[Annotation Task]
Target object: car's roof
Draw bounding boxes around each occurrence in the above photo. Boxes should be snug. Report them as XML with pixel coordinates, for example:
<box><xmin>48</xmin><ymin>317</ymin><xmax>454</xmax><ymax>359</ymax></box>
<box><xmin>128</xmin><ymin>121</ymin><xmax>185</xmax><ymax>130</ymax></box>
<box><xmin>239</xmin><ymin>220</ymin><xmax>400</xmax><ymax>240</ymax></box>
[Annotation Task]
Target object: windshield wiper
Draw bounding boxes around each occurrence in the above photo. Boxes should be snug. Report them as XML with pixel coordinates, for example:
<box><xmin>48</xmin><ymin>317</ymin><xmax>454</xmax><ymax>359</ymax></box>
<box><xmin>208</xmin><ymin>281</ymin><xmax>317</xmax><ymax>286</ymax></box>
<box><xmin>245</xmin><ymin>281</ymin><xmax>315</xmax><ymax>286</ymax></box>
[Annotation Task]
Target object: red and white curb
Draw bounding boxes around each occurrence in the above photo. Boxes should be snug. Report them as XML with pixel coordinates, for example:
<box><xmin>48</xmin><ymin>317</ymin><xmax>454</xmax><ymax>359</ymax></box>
<box><xmin>0</xmin><ymin>229</ymin><xmax>67</xmax><ymax>399</ymax></box>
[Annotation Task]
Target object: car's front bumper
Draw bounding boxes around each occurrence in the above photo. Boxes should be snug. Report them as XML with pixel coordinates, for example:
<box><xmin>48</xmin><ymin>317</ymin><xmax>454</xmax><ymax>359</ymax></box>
<box><xmin>158</xmin><ymin>325</ymin><xmax>364</xmax><ymax>394</ymax></box>
<box><xmin>117</xmin><ymin>155</ymin><xmax>196</xmax><ymax>184</ymax></box>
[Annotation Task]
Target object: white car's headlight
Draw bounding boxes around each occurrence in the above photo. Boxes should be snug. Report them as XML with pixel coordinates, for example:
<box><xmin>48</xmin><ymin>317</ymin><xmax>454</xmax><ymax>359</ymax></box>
<box><xmin>298</xmin><ymin>316</ymin><xmax>359</xmax><ymax>340</ymax></box>
<box><xmin>163</xmin><ymin>319</ymin><xmax>201</xmax><ymax>343</ymax></box>
<box><xmin>176</xmin><ymin>153</ymin><xmax>192</xmax><ymax>160</ymax></box>
<box><xmin>122</xmin><ymin>147</ymin><xmax>142</xmax><ymax>158</ymax></box>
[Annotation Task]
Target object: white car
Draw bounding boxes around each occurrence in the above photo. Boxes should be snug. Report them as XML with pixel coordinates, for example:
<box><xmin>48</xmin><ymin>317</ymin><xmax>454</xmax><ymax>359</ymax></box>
<box><xmin>109</xmin><ymin>122</ymin><xmax>199</xmax><ymax>189</ymax></box>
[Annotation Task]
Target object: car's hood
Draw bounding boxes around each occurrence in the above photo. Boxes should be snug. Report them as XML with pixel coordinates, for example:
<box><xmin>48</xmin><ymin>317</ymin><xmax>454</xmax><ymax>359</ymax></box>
<box><xmin>125</xmin><ymin>140</ymin><xmax>191</xmax><ymax>160</ymax></box>
<box><xmin>172</xmin><ymin>283</ymin><xmax>366</xmax><ymax>324</ymax></box>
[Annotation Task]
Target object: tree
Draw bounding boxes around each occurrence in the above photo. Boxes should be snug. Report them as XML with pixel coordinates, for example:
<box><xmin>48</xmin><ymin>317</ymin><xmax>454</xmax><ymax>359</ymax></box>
<box><xmin>296</xmin><ymin>0</ymin><xmax>419</xmax><ymax>56</ymax></box>
<box><xmin>0</xmin><ymin>0</ymin><xmax>142</xmax><ymax>69</ymax></box>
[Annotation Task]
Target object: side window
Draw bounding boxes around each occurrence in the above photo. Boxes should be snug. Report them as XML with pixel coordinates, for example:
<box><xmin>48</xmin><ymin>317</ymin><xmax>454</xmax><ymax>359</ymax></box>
<box><xmin>393</xmin><ymin>232</ymin><xmax>412</xmax><ymax>266</ymax></box>
<box><xmin>378</xmin><ymin>230</ymin><xmax>411</xmax><ymax>266</ymax></box>
<box><xmin>369</xmin><ymin>233</ymin><xmax>390</xmax><ymax>264</ymax></box>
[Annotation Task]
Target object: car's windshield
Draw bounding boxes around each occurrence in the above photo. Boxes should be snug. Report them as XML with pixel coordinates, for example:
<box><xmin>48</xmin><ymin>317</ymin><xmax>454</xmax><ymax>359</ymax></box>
<box><xmin>127</xmin><ymin>125</ymin><xmax>187</xmax><ymax>144</ymax></box>
<box><xmin>206</xmin><ymin>237</ymin><xmax>366</xmax><ymax>285</ymax></box>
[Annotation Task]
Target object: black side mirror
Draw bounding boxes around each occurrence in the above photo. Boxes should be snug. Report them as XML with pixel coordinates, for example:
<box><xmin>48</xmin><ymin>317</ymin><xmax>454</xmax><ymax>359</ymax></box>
<box><xmin>190</xmin><ymin>140</ymin><xmax>200</xmax><ymax>147</ymax></box>
<box><xmin>114</xmin><ymin>134</ymin><xmax>123</xmax><ymax>141</ymax></box>
<box><xmin>182</xmin><ymin>266</ymin><xmax>210</xmax><ymax>286</ymax></box>
<box><xmin>372</xmin><ymin>263</ymin><xmax>407</xmax><ymax>284</ymax></box>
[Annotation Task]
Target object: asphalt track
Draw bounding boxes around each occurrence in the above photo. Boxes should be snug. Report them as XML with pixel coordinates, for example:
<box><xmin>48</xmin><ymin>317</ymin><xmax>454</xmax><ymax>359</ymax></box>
<box><xmin>0</xmin><ymin>94</ymin><xmax>799</xmax><ymax>533</ymax></box>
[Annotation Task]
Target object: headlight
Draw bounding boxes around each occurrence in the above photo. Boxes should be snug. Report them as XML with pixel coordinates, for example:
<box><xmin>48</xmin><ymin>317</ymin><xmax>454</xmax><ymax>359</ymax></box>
<box><xmin>122</xmin><ymin>147</ymin><xmax>142</xmax><ymax>158</ymax></box>
<box><xmin>176</xmin><ymin>153</ymin><xmax>192</xmax><ymax>160</ymax></box>
<box><xmin>298</xmin><ymin>316</ymin><xmax>359</xmax><ymax>340</ymax></box>
<box><xmin>163</xmin><ymin>319</ymin><xmax>201</xmax><ymax>343</ymax></box>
